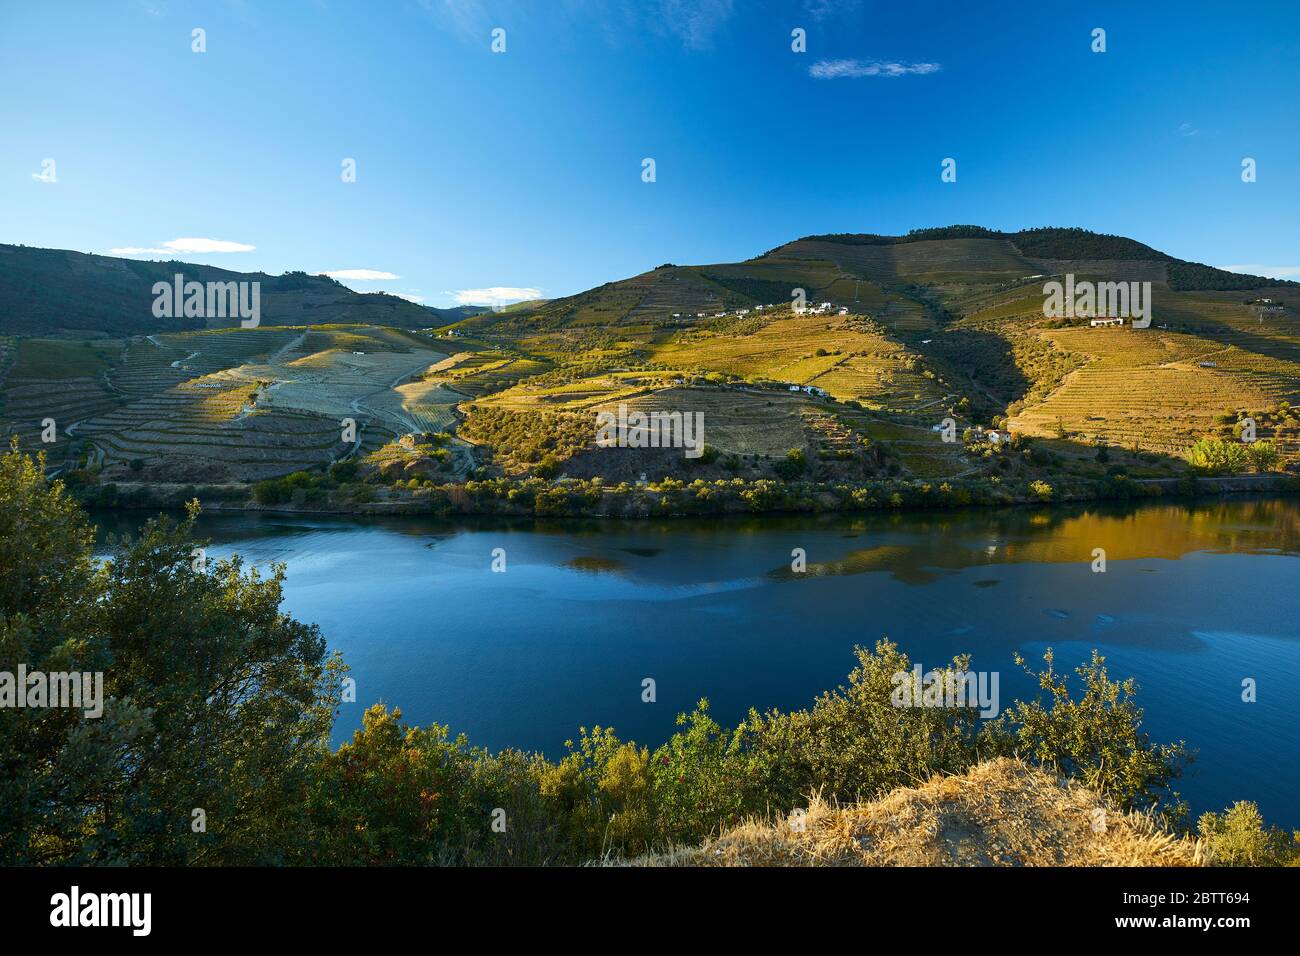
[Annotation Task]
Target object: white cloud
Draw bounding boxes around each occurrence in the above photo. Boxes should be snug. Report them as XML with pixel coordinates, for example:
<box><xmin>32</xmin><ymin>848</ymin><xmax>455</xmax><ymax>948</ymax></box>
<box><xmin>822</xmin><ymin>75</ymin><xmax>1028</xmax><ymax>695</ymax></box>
<box><xmin>419</xmin><ymin>0</ymin><xmax>736</xmax><ymax>52</ymax></box>
<box><xmin>320</xmin><ymin>269</ymin><xmax>400</xmax><ymax>281</ymax></box>
<box><xmin>655</xmin><ymin>0</ymin><xmax>734</xmax><ymax>50</ymax></box>
<box><xmin>810</xmin><ymin>59</ymin><xmax>941</xmax><ymax>79</ymax></box>
<box><xmin>109</xmin><ymin>237</ymin><xmax>255</xmax><ymax>256</ymax></box>
<box><xmin>1178</xmin><ymin>122</ymin><xmax>1200</xmax><ymax>137</ymax></box>
<box><xmin>1220</xmin><ymin>264</ymin><xmax>1300</xmax><ymax>280</ymax></box>
<box><xmin>446</xmin><ymin>286</ymin><xmax>543</xmax><ymax>306</ymax></box>
<box><xmin>384</xmin><ymin>291</ymin><xmax>425</xmax><ymax>304</ymax></box>
<box><xmin>804</xmin><ymin>0</ymin><xmax>862</xmax><ymax>19</ymax></box>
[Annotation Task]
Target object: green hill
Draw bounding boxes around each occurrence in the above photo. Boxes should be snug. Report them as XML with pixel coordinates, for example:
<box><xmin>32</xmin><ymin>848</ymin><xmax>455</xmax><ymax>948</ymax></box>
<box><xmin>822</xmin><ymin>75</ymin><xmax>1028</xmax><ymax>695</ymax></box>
<box><xmin>5</xmin><ymin>227</ymin><xmax>1300</xmax><ymax>490</ymax></box>
<box><xmin>0</xmin><ymin>244</ymin><xmax>434</xmax><ymax>335</ymax></box>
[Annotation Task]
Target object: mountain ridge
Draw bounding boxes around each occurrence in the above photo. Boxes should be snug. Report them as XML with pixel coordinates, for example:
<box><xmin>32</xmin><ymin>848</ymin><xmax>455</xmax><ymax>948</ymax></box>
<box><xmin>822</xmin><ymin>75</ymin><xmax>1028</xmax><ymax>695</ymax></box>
<box><xmin>0</xmin><ymin>243</ymin><xmax>436</xmax><ymax>336</ymax></box>
<box><xmin>2</xmin><ymin>227</ymin><xmax>1294</xmax><ymax>339</ymax></box>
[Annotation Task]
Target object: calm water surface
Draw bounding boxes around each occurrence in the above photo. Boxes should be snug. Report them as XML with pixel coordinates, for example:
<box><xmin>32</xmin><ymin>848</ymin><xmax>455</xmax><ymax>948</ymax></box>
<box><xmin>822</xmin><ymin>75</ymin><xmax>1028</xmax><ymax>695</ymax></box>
<box><xmin>95</xmin><ymin>498</ymin><xmax>1300</xmax><ymax>827</ymax></box>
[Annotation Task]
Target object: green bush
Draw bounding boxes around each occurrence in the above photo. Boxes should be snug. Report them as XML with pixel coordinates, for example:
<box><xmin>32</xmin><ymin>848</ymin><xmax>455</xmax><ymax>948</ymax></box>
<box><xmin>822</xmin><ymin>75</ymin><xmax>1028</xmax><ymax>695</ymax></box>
<box><xmin>1186</xmin><ymin>437</ymin><xmax>1249</xmax><ymax>475</ymax></box>
<box><xmin>1199</xmin><ymin>802</ymin><xmax>1300</xmax><ymax>866</ymax></box>
<box><xmin>1245</xmin><ymin>441</ymin><xmax>1282</xmax><ymax>473</ymax></box>
<box><xmin>773</xmin><ymin>448</ymin><xmax>807</xmax><ymax>479</ymax></box>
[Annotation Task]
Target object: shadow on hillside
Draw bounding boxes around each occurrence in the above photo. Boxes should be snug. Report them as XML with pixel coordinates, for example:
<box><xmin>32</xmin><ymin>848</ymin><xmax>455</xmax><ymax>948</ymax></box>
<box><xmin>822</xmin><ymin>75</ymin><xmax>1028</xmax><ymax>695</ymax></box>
<box><xmin>918</xmin><ymin>327</ymin><xmax>1032</xmax><ymax>416</ymax></box>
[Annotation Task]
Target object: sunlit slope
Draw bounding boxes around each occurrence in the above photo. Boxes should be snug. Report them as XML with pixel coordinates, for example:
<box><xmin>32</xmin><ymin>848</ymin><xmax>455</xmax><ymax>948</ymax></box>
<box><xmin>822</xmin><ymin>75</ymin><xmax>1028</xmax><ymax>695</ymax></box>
<box><xmin>1</xmin><ymin>325</ymin><xmax>456</xmax><ymax>480</ymax></box>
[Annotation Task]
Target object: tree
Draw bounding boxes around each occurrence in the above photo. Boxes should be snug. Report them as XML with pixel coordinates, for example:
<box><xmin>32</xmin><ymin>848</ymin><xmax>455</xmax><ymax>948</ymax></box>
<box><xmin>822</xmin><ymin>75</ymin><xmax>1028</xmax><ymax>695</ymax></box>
<box><xmin>0</xmin><ymin>444</ymin><xmax>344</xmax><ymax>865</ymax></box>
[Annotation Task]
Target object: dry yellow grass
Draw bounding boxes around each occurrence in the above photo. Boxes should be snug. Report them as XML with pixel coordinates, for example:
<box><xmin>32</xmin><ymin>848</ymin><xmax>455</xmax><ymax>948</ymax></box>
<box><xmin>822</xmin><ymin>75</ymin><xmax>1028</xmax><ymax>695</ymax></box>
<box><xmin>622</xmin><ymin>758</ymin><xmax>1203</xmax><ymax>867</ymax></box>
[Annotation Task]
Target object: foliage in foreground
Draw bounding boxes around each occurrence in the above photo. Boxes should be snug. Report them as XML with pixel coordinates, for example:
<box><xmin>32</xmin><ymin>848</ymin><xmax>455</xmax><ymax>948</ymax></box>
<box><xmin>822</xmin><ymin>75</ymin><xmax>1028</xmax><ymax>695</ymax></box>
<box><xmin>0</xmin><ymin>445</ymin><xmax>1287</xmax><ymax>866</ymax></box>
<box><xmin>1198</xmin><ymin>803</ymin><xmax>1300</xmax><ymax>866</ymax></box>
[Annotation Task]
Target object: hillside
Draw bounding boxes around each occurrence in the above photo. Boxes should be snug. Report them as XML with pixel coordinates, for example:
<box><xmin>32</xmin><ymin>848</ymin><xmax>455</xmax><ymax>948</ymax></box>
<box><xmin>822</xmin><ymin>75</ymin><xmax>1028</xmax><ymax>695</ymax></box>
<box><xmin>629</xmin><ymin>758</ymin><xmax>1204</xmax><ymax>867</ymax></box>
<box><xmin>445</xmin><ymin>225</ymin><xmax>1300</xmax><ymax>487</ymax></box>
<box><xmin>0</xmin><ymin>243</ymin><xmax>433</xmax><ymax>335</ymax></box>
<box><xmin>4</xmin><ymin>226</ymin><xmax>1300</xmax><ymax>494</ymax></box>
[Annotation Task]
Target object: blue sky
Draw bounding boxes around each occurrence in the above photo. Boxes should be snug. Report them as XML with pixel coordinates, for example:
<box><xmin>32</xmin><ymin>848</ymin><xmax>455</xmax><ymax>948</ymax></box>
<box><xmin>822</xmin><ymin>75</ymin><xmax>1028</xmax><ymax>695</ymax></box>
<box><xmin>3</xmin><ymin>0</ymin><xmax>1298</xmax><ymax>307</ymax></box>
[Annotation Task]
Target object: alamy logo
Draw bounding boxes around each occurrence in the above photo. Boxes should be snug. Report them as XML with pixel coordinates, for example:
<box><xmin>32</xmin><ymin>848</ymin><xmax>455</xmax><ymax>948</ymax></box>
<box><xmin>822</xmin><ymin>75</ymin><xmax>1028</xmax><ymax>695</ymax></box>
<box><xmin>890</xmin><ymin>664</ymin><xmax>1000</xmax><ymax>718</ymax></box>
<box><xmin>1043</xmin><ymin>274</ymin><xmax>1151</xmax><ymax>328</ymax></box>
<box><xmin>152</xmin><ymin>273</ymin><xmax>261</xmax><ymax>328</ymax></box>
<box><xmin>50</xmin><ymin>886</ymin><xmax>151</xmax><ymax>936</ymax></box>
<box><xmin>595</xmin><ymin>404</ymin><xmax>704</xmax><ymax>459</ymax></box>
<box><xmin>0</xmin><ymin>666</ymin><xmax>103</xmax><ymax>718</ymax></box>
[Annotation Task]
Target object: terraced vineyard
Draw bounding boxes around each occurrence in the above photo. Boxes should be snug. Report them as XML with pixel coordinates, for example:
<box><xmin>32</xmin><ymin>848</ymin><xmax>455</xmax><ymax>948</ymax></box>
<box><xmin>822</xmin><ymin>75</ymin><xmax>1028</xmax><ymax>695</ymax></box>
<box><xmin>0</xmin><ymin>339</ymin><xmax>124</xmax><ymax>470</ymax></box>
<box><xmin>1</xmin><ymin>326</ymin><xmax>454</xmax><ymax>481</ymax></box>
<box><xmin>1002</xmin><ymin>303</ymin><xmax>1300</xmax><ymax>456</ymax></box>
<box><xmin>5</xmin><ymin>226</ymin><xmax>1299</xmax><ymax>490</ymax></box>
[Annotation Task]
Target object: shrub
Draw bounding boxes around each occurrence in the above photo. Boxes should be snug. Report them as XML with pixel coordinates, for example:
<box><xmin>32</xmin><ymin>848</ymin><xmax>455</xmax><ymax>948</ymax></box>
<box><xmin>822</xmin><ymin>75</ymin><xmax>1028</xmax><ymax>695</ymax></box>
<box><xmin>1245</xmin><ymin>441</ymin><xmax>1282</xmax><ymax>473</ymax></box>
<box><xmin>773</xmin><ymin>448</ymin><xmax>807</xmax><ymax>479</ymax></box>
<box><xmin>993</xmin><ymin>649</ymin><xmax>1189</xmax><ymax>819</ymax></box>
<box><xmin>254</xmin><ymin>478</ymin><xmax>289</xmax><ymax>504</ymax></box>
<box><xmin>1199</xmin><ymin>801</ymin><xmax>1300</xmax><ymax>866</ymax></box>
<box><xmin>1186</xmin><ymin>437</ymin><xmax>1249</xmax><ymax>475</ymax></box>
<box><xmin>329</xmin><ymin>460</ymin><xmax>359</xmax><ymax>482</ymax></box>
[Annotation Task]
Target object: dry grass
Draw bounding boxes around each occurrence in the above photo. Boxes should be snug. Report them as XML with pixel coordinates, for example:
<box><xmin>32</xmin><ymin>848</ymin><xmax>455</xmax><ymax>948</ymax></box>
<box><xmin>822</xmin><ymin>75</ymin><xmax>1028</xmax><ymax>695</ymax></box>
<box><xmin>622</xmin><ymin>758</ymin><xmax>1204</xmax><ymax>867</ymax></box>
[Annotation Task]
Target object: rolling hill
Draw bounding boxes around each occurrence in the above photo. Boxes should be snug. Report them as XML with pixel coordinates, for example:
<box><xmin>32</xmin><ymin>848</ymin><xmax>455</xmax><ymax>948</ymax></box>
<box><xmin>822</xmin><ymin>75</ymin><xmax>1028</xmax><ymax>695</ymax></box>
<box><xmin>0</xmin><ymin>243</ymin><xmax>435</xmax><ymax>335</ymax></box>
<box><xmin>4</xmin><ymin>226</ymin><xmax>1299</xmax><ymax>493</ymax></box>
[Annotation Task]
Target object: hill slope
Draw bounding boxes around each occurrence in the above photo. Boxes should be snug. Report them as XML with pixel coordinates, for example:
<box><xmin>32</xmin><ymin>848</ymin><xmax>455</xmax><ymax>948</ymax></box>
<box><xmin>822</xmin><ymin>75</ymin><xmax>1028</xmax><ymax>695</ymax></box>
<box><xmin>6</xmin><ymin>227</ymin><xmax>1300</xmax><ymax>487</ymax></box>
<box><xmin>0</xmin><ymin>244</ymin><xmax>434</xmax><ymax>335</ymax></box>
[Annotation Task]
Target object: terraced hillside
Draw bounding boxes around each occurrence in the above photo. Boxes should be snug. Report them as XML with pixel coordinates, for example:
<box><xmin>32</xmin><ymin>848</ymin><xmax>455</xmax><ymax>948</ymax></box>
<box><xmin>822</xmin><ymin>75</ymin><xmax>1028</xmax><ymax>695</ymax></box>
<box><xmin>421</xmin><ymin>227</ymin><xmax>1296</xmax><ymax>484</ymax></box>
<box><xmin>5</xmin><ymin>227</ymin><xmax>1298</xmax><ymax>491</ymax></box>
<box><xmin>1</xmin><ymin>326</ymin><xmax>452</xmax><ymax>481</ymax></box>
<box><xmin>0</xmin><ymin>339</ymin><xmax>123</xmax><ymax>471</ymax></box>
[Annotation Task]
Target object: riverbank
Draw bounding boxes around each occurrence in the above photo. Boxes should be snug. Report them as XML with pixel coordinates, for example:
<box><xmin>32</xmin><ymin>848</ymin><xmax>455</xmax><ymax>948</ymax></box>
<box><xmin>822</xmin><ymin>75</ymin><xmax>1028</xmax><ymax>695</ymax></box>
<box><xmin>70</xmin><ymin>470</ymin><xmax>1300</xmax><ymax>518</ymax></box>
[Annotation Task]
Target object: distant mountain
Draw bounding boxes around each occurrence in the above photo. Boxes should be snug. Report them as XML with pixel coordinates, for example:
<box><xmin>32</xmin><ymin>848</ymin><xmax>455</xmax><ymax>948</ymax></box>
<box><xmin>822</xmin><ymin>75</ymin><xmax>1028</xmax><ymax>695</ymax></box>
<box><xmin>423</xmin><ymin>304</ymin><xmax>492</xmax><ymax>323</ymax></box>
<box><xmin>0</xmin><ymin>244</ymin><xmax>434</xmax><ymax>335</ymax></box>
<box><xmin>3</xmin><ymin>229</ymin><xmax>1292</xmax><ymax>339</ymax></box>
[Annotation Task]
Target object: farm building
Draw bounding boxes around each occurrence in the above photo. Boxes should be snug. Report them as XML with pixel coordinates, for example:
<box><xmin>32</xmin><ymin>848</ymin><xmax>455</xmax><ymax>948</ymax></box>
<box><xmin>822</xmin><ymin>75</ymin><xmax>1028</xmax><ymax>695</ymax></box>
<box><xmin>1089</xmin><ymin>317</ymin><xmax>1124</xmax><ymax>327</ymax></box>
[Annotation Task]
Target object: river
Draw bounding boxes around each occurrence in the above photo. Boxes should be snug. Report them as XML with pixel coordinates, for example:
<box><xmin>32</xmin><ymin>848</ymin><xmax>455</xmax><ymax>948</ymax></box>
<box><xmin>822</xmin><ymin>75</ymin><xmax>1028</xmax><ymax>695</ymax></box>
<box><xmin>93</xmin><ymin>497</ymin><xmax>1300</xmax><ymax>827</ymax></box>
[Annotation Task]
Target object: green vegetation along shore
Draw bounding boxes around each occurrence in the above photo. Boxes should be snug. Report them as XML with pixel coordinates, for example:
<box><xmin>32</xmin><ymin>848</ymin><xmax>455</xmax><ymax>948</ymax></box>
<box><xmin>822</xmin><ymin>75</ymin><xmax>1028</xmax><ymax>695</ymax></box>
<box><xmin>4</xmin><ymin>444</ymin><xmax>1297</xmax><ymax>866</ymax></box>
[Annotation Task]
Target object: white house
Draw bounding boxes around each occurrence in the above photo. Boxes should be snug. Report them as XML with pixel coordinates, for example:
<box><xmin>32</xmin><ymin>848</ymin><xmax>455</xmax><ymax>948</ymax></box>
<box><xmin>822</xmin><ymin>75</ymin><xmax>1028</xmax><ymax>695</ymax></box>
<box><xmin>1090</xmin><ymin>317</ymin><xmax>1124</xmax><ymax>327</ymax></box>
